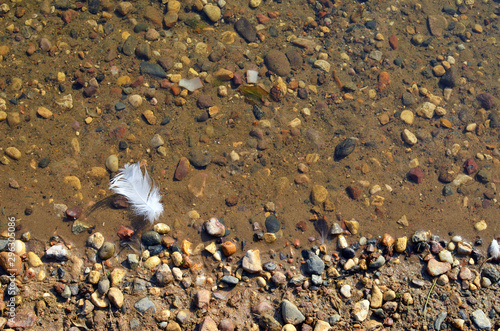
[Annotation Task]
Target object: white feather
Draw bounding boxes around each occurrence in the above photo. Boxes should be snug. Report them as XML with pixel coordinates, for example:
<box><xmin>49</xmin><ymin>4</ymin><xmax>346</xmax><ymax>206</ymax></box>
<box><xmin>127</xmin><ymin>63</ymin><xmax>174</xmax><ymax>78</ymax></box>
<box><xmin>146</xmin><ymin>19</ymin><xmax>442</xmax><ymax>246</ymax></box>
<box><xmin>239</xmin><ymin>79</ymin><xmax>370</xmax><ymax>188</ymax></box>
<box><xmin>488</xmin><ymin>239</ymin><xmax>500</xmax><ymax>261</ymax></box>
<box><xmin>109</xmin><ymin>162</ymin><xmax>163</xmax><ymax>223</ymax></box>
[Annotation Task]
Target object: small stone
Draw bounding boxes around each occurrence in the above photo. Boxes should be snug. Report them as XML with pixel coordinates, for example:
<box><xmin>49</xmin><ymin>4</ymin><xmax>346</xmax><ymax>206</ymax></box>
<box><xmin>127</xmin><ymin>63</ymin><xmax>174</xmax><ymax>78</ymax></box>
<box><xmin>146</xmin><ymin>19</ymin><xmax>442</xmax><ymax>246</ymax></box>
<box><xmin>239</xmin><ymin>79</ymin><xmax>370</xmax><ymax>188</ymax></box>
<box><xmin>463</xmin><ymin>158</ymin><xmax>478</xmax><ymax>175</ymax></box>
<box><xmin>37</xmin><ymin>106</ymin><xmax>53</xmax><ymax>119</ymax></box>
<box><xmin>234</xmin><ymin>18</ymin><xmax>257</xmax><ymax>42</ymax></box>
<box><xmin>334</xmin><ymin>138</ymin><xmax>356</xmax><ymax>160</ymax></box>
<box><xmin>265</xmin><ymin>50</ymin><xmax>290</xmax><ymax>76</ymax></box>
<box><xmin>98</xmin><ymin>242</ymin><xmax>115</xmax><ymax>260</ymax></box>
<box><xmin>476</xmin><ymin>93</ymin><xmax>494</xmax><ymax>110</ymax></box>
<box><xmin>427</xmin><ymin>258</ymin><xmax>451</xmax><ymax>277</ymax></box>
<box><xmin>155</xmin><ymin>264</ymin><xmax>174</xmax><ymax>285</ymax></box>
<box><xmin>346</xmin><ymin>186</ymin><xmax>361</xmax><ymax>199</ymax></box>
<box><xmin>311</xmin><ymin>185</ymin><xmax>328</xmax><ymax>205</ymax></box>
<box><xmin>134</xmin><ymin>297</ymin><xmax>156</xmax><ymax>314</ymax></box>
<box><xmin>221</xmin><ymin>241</ymin><xmax>237</xmax><ymax>256</ymax></box>
<box><xmin>87</xmin><ymin>232</ymin><xmax>105</xmax><ymax>250</ymax></box>
<box><xmin>142</xmin><ymin>230</ymin><xmax>161</xmax><ymax>246</ymax></box>
<box><xmin>105</xmin><ymin>154</ymin><xmax>119</xmax><ymax>172</ymax></box>
<box><xmin>313</xmin><ymin>60</ymin><xmax>331</xmax><ymax>73</ymax></box>
<box><xmin>0</xmin><ymin>252</ymin><xmax>22</xmax><ymax>275</ymax></box>
<box><xmin>107</xmin><ymin>287</ymin><xmax>124</xmax><ymax>308</ymax></box>
<box><xmin>5</xmin><ymin>147</ymin><xmax>21</xmax><ymax>160</ymax></box>
<box><xmin>203</xmin><ymin>4</ymin><xmax>221</xmax><ymax>22</ymax></box>
<box><xmin>188</xmin><ymin>149</ymin><xmax>212</xmax><ymax>168</ymax></box>
<box><xmin>402</xmin><ymin>293</ymin><xmax>414</xmax><ymax>305</ymax></box>
<box><xmin>128</xmin><ymin>94</ymin><xmax>142</xmax><ymax>108</ymax></box>
<box><xmin>242</xmin><ymin>249</ymin><xmax>262</xmax><ymax>273</ymax></box>
<box><xmin>204</xmin><ymin>217</ymin><xmax>225</xmax><ymax>237</ymax></box>
<box><xmin>153</xmin><ymin>223</ymin><xmax>170</xmax><ymax>234</ymax></box>
<box><xmin>117</xmin><ymin>2</ymin><xmax>133</xmax><ymax>15</ymax></box>
<box><xmin>428</xmin><ymin>15</ymin><xmax>447</xmax><ymax>36</ymax></box>
<box><xmin>417</xmin><ymin>102</ymin><xmax>436</xmax><ymax>119</ymax></box>
<box><xmin>174</xmin><ymin>157</ymin><xmax>190</xmax><ymax>181</ymax></box>
<box><xmin>281</xmin><ymin>300</ymin><xmax>305</xmax><ymax>325</ymax></box>
<box><xmin>395</xmin><ymin>236</ymin><xmax>407</xmax><ymax>253</ymax></box>
<box><xmin>408</xmin><ymin>167</ymin><xmax>424</xmax><ymax>184</ymax></box>
<box><xmin>110</xmin><ymin>268</ymin><xmax>126</xmax><ymax>286</ymax></box>
<box><xmin>195</xmin><ymin>289</ymin><xmax>211</xmax><ymax>309</ymax></box>
<box><xmin>304</xmin><ymin>254</ymin><xmax>325</xmax><ymax>275</ymax></box>
<box><xmin>144</xmin><ymin>256</ymin><xmax>161</xmax><ymax>269</ymax></box>
<box><xmin>27</xmin><ymin>252</ymin><xmax>43</xmax><ymax>267</ymax></box>
<box><xmin>143</xmin><ymin>110</ymin><xmax>157</xmax><ymax>125</ymax></box>
<box><xmin>352</xmin><ymin>300</ymin><xmax>370</xmax><ymax>322</ymax></box>
<box><xmin>140</xmin><ymin>62</ymin><xmax>167</xmax><ymax>78</ymax></box>
<box><xmin>471</xmin><ymin>309</ymin><xmax>491</xmax><ymax>330</ymax></box>
<box><xmin>388</xmin><ymin>35</ymin><xmax>398</xmax><ymax>49</ymax></box>
<box><xmin>45</xmin><ymin>244</ymin><xmax>70</xmax><ymax>260</ymax></box>
<box><xmin>474</xmin><ymin>220</ymin><xmax>487</xmax><ymax>231</ymax></box>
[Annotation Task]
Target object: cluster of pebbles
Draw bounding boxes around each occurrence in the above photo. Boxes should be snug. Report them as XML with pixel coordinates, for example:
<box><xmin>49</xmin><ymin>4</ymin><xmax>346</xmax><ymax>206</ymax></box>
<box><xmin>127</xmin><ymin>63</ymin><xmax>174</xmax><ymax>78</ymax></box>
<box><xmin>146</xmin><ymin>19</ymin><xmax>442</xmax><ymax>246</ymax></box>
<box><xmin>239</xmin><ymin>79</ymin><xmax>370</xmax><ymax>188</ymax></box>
<box><xmin>0</xmin><ymin>205</ymin><xmax>498</xmax><ymax>330</ymax></box>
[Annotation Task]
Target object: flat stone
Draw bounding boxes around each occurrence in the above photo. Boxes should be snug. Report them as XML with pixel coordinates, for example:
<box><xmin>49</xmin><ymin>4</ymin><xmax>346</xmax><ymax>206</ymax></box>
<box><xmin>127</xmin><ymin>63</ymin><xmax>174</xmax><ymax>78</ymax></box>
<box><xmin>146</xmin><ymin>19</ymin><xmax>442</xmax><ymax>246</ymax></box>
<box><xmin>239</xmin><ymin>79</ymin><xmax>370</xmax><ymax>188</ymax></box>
<box><xmin>334</xmin><ymin>138</ymin><xmax>356</xmax><ymax>160</ymax></box>
<box><xmin>281</xmin><ymin>300</ymin><xmax>305</xmax><ymax>325</ymax></box>
<box><xmin>140</xmin><ymin>62</ymin><xmax>167</xmax><ymax>78</ymax></box>
<box><xmin>427</xmin><ymin>258</ymin><xmax>451</xmax><ymax>277</ymax></box>
<box><xmin>471</xmin><ymin>309</ymin><xmax>491</xmax><ymax>330</ymax></box>
<box><xmin>134</xmin><ymin>297</ymin><xmax>156</xmax><ymax>314</ymax></box>
<box><xmin>265</xmin><ymin>50</ymin><xmax>290</xmax><ymax>76</ymax></box>
<box><xmin>234</xmin><ymin>18</ymin><xmax>256</xmax><ymax>42</ymax></box>
<box><xmin>428</xmin><ymin>15</ymin><xmax>448</xmax><ymax>36</ymax></box>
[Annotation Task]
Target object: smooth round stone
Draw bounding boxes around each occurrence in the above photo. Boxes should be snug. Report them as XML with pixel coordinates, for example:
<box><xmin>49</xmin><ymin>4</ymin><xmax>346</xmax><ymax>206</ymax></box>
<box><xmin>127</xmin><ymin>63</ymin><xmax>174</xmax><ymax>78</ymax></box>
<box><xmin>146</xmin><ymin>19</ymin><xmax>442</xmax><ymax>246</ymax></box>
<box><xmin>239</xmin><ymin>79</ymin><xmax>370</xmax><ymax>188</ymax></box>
<box><xmin>203</xmin><ymin>4</ymin><xmax>221</xmax><ymax>22</ymax></box>
<box><xmin>369</xmin><ymin>255</ymin><xmax>386</xmax><ymax>268</ymax></box>
<box><xmin>38</xmin><ymin>157</ymin><xmax>50</xmax><ymax>168</ymax></box>
<box><xmin>87</xmin><ymin>232</ymin><xmax>105</xmax><ymax>250</ymax></box>
<box><xmin>142</xmin><ymin>231</ymin><xmax>161</xmax><ymax>246</ymax></box>
<box><xmin>105</xmin><ymin>155</ymin><xmax>119</xmax><ymax>172</ymax></box>
<box><xmin>144</xmin><ymin>256</ymin><xmax>161</xmax><ymax>269</ymax></box>
<box><xmin>265</xmin><ymin>215</ymin><xmax>280</xmax><ymax>233</ymax></box>
<box><xmin>221</xmin><ymin>275</ymin><xmax>239</xmax><ymax>286</ymax></box>
<box><xmin>187</xmin><ymin>148</ymin><xmax>212</xmax><ymax>168</ymax></box>
<box><xmin>263</xmin><ymin>261</ymin><xmax>277</xmax><ymax>271</ymax></box>
<box><xmin>128</xmin><ymin>94</ymin><xmax>143</xmax><ymax>108</ymax></box>
<box><xmin>98</xmin><ymin>242</ymin><xmax>115</xmax><ymax>260</ymax></box>
<box><xmin>13</xmin><ymin>240</ymin><xmax>25</xmax><ymax>255</ymax></box>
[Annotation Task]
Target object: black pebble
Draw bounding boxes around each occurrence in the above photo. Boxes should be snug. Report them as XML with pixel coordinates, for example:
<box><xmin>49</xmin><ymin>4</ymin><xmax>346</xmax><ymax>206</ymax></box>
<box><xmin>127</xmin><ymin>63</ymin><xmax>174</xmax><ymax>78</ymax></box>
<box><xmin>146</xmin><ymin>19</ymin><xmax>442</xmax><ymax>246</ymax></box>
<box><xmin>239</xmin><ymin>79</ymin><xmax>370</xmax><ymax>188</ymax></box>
<box><xmin>38</xmin><ymin>157</ymin><xmax>50</xmax><ymax>168</ymax></box>
<box><xmin>334</xmin><ymin>138</ymin><xmax>356</xmax><ymax>161</ymax></box>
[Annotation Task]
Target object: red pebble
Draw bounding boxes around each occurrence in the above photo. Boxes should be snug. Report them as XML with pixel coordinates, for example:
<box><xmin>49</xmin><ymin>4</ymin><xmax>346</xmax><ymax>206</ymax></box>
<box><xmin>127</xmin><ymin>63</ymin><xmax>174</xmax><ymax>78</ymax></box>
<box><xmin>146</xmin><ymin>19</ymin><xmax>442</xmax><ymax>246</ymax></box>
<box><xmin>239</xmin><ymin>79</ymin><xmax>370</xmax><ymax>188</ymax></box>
<box><xmin>117</xmin><ymin>226</ymin><xmax>134</xmax><ymax>240</ymax></box>
<box><xmin>388</xmin><ymin>35</ymin><xmax>398</xmax><ymax>50</ymax></box>
<box><xmin>256</xmin><ymin>13</ymin><xmax>269</xmax><ymax>24</ymax></box>
<box><xmin>346</xmin><ymin>186</ymin><xmax>361</xmax><ymax>199</ymax></box>
<box><xmin>66</xmin><ymin>206</ymin><xmax>82</xmax><ymax>220</ymax></box>
<box><xmin>408</xmin><ymin>167</ymin><xmax>424</xmax><ymax>184</ymax></box>
<box><xmin>463</xmin><ymin>158</ymin><xmax>478</xmax><ymax>174</ymax></box>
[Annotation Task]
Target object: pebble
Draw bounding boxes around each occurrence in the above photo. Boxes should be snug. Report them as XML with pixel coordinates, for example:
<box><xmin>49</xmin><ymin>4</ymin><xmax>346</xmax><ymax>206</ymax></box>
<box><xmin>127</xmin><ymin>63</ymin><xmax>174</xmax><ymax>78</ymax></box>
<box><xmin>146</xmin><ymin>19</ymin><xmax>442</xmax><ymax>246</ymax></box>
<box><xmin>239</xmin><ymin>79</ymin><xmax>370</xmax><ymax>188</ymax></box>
<box><xmin>234</xmin><ymin>18</ymin><xmax>257</xmax><ymax>42</ymax></box>
<box><xmin>407</xmin><ymin>167</ymin><xmax>424</xmax><ymax>184</ymax></box>
<box><xmin>265</xmin><ymin>50</ymin><xmax>290</xmax><ymax>76</ymax></box>
<box><xmin>174</xmin><ymin>157</ymin><xmax>190</xmax><ymax>181</ymax></box>
<box><xmin>242</xmin><ymin>249</ymin><xmax>262</xmax><ymax>273</ymax></box>
<box><xmin>334</xmin><ymin>138</ymin><xmax>356</xmax><ymax>160</ymax></box>
<box><xmin>107</xmin><ymin>287</ymin><xmax>124</xmax><ymax>308</ymax></box>
<box><xmin>427</xmin><ymin>259</ymin><xmax>451</xmax><ymax>276</ymax></box>
<box><xmin>134</xmin><ymin>296</ymin><xmax>156</xmax><ymax>314</ymax></box>
<box><xmin>221</xmin><ymin>241</ymin><xmax>237</xmax><ymax>256</ymax></box>
<box><xmin>188</xmin><ymin>148</ymin><xmax>212</xmax><ymax>168</ymax></box>
<box><xmin>281</xmin><ymin>300</ymin><xmax>305</xmax><ymax>325</ymax></box>
<box><xmin>471</xmin><ymin>309</ymin><xmax>491</xmax><ymax>330</ymax></box>
<box><xmin>265</xmin><ymin>215</ymin><xmax>280</xmax><ymax>233</ymax></box>
<box><xmin>105</xmin><ymin>155</ymin><xmax>119</xmax><ymax>172</ymax></box>
<box><xmin>87</xmin><ymin>232</ymin><xmax>104</xmax><ymax>250</ymax></box>
<box><xmin>98</xmin><ymin>242</ymin><xmax>115</xmax><ymax>260</ymax></box>
<box><xmin>5</xmin><ymin>147</ymin><xmax>21</xmax><ymax>160</ymax></box>
<box><xmin>45</xmin><ymin>244</ymin><xmax>70</xmax><ymax>260</ymax></box>
<box><xmin>304</xmin><ymin>254</ymin><xmax>325</xmax><ymax>275</ymax></box>
<box><xmin>142</xmin><ymin>230</ymin><xmax>161</xmax><ymax>246</ymax></box>
<box><xmin>91</xmin><ymin>292</ymin><xmax>109</xmax><ymax>308</ymax></box>
<box><xmin>203</xmin><ymin>4</ymin><xmax>221</xmax><ymax>22</ymax></box>
<box><xmin>195</xmin><ymin>289</ymin><xmax>211</xmax><ymax>309</ymax></box>
<box><xmin>144</xmin><ymin>256</ymin><xmax>161</xmax><ymax>269</ymax></box>
<box><xmin>37</xmin><ymin>106</ymin><xmax>52</xmax><ymax>119</ymax></box>
<box><xmin>128</xmin><ymin>94</ymin><xmax>142</xmax><ymax>108</ymax></box>
<box><xmin>27</xmin><ymin>252</ymin><xmax>43</xmax><ymax>267</ymax></box>
<box><xmin>204</xmin><ymin>217</ymin><xmax>225</xmax><ymax>237</ymax></box>
<box><xmin>110</xmin><ymin>268</ymin><xmax>126</xmax><ymax>286</ymax></box>
<box><xmin>140</xmin><ymin>62</ymin><xmax>167</xmax><ymax>78</ymax></box>
<box><xmin>428</xmin><ymin>15</ymin><xmax>447</xmax><ymax>36</ymax></box>
<box><xmin>476</xmin><ymin>93</ymin><xmax>494</xmax><ymax>110</ymax></box>
<box><xmin>153</xmin><ymin>223</ymin><xmax>170</xmax><ymax>234</ymax></box>
<box><xmin>352</xmin><ymin>300</ymin><xmax>370</xmax><ymax>322</ymax></box>
<box><xmin>340</xmin><ymin>284</ymin><xmax>352</xmax><ymax>298</ymax></box>
<box><xmin>416</xmin><ymin>102</ymin><xmax>436</xmax><ymax>119</ymax></box>
<box><xmin>0</xmin><ymin>252</ymin><xmax>22</xmax><ymax>275</ymax></box>
<box><xmin>311</xmin><ymin>185</ymin><xmax>328</xmax><ymax>205</ymax></box>
<box><xmin>313</xmin><ymin>60</ymin><xmax>331</xmax><ymax>72</ymax></box>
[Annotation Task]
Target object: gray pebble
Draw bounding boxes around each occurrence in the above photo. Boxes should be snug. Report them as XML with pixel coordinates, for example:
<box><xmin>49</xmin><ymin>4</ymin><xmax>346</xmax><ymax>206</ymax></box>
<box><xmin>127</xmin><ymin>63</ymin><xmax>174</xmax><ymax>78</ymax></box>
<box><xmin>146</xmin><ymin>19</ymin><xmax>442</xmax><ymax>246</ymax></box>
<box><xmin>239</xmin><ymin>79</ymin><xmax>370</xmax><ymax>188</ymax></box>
<box><xmin>134</xmin><ymin>296</ymin><xmax>156</xmax><ymax>314</ymax></box>
<box><xmin>142</xmin><ymin>230</ymin><xmax>161</xmax><ymax>246</ymax></box>
<box><xmin>140</xmin><ymin>62</ymin><xmax>167</xmax><ymax>78</ymax></box>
